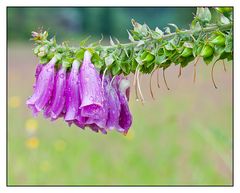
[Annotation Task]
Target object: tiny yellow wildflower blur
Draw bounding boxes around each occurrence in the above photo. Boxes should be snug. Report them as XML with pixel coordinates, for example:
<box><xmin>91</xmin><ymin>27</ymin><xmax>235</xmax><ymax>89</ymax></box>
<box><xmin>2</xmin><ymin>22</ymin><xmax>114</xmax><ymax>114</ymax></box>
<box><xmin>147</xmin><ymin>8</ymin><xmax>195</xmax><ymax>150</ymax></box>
<box><xmin>54</xmin><ymin>139</ymin><xmax>66</xmax><ymax>152</ymax></box>
<box><xmin>40</xmin><ymin>161</ymin><xmax>50</xmax><ymax>172</ymax></box>
<box><xmin>9</xmin><ymin>96</ymin><xmax>21</xmax><ymax>108</ymax></box>
<box><xmin>25</xmin><ymin>118</ymin><xmax>38</xmax><ymax>133</ymax></box>
<box><xmin>26</xmin><ymin>137</ymin><xmax>39</xmax><ymax>149</ymax></box>
<box><xmin>125</xmin><ymin>129</ymin><xmax>135</xmax><ymax>140</ymax></box>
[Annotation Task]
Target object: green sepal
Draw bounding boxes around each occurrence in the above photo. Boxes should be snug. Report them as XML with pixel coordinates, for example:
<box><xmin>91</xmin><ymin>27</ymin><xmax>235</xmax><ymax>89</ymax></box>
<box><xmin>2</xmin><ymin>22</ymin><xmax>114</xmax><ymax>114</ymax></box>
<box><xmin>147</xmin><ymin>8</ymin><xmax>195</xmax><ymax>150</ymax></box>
<box><xmin>131</xmin><ymin>58</ymin><xmax>138</xmax><ymax>73</ymax></box>
<box><xmin>155</xmin><ymin>54</ymin><xmax>166</xmax><ymax>65</ymax></box>
<box><xmin>181</xmin><ymin>47</ymin><xmax>193</xmax><ymax>57</ymax></box>
<box><xmin>91</xmin><ymin>52</ymin><xmax>104</xmax><ymax>69</ymax></box>
<box><xmin>203</xmin><ymin>54</ymin><xmax>214</xmax><ymax>65</ymax></box>
<box><xmin>140</xmin><ymin>62</ymin><xmax>155</xmax><ymax>74</ymax></box>
<box><xmin>62</xmin><ymin>57</ymin><xmax>74</xmax><ymax>68</ymax></box>
<box><xmin>47</xmin><ymin>52</ymin><xmax>55</xmax><ymax>60</ymax></box>
<box><xmin>111</xmin><ymin>61</ymin><xmax>122</xmax><ymax>76</ymax></box>
<box><xmin>210</xmin><ymin>35</ymin><xmax>226</xmax><ymax>46</ymax></box>
<box><xmin>200</xmin><ymin>45</ymin><xmax>214</xmax><ymax>58</ymax></box>
<box><xmin>120</xmin><ymin>61</ymin><xmax>131</xmax><ymax>75</ymax></box>
<box><xmin>140</xmin><ymin>51</ymin><xmax>148</xmax><ymax>60</ymax></box>
<box><xmin>39</xmin><ymin>56</ymin><xmax>49</xmax><ymax>64</ymax></box>
<box><xmin>180</xmin><ymin>55</ymin><xmax>195</xmax><ymax>67</ymax></box>
<box><xmin>75</xmin><ymin>49</ymin><xmax>85</xmax><ymax>61</ymax></box>
<box><xmin>224</xmin><ymin>34</ymin><xmax>232</xmax><ymax>53</ymax></box>
<box><xmin>143</xmin><ymin>53</ymin><xmax>155</xmax><ymax>64</ymax></box>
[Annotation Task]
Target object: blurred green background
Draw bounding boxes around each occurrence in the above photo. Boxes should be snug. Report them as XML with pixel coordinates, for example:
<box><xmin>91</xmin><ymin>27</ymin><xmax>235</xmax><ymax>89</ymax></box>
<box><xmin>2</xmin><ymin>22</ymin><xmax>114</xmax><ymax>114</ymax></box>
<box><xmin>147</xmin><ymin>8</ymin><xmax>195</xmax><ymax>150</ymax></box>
<box><xmin>7</xmin><ymin>7</ymin><xmax>232</xmax><ymax>185</ymax></box>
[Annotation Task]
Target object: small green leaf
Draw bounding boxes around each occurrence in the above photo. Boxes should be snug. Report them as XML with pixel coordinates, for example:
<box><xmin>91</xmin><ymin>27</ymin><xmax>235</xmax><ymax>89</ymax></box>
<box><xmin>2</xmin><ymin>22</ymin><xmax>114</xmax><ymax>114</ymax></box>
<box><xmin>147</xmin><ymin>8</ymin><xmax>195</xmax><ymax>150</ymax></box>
<box><xmin>191</xmin><ymin>21</ymin><xmax>202</xmax><ymax>33</ymax></box>
<box><xmin>127</xmin><ymin>30</ymin><xmax>135</xmax><ymax>42</ymax></box>
<box><xmin>109</xmin><ymin>36</ymin><xmax>115</xmax><ymax>46</ymax></box>
<box><xmin>131</xmin><ymin>19</ymin><xmax>143</xmax><ymax>33</ymax></box>
<box><xmin>47</xmin><ymin>52</ymin><xmax>54</xmax><ymax>60</ymax></box>
<box><xmin>220</xmin><ymin>15</ymin><xmax>230</xmax><ymax>24</ymax></box>
<box><xmin>225</xmin><ymin>34</ymin><xmax>232</xmax><ymax>53</ymax></box>
<box><xmin>111</xmin><ymin>62</ymin><xmax>121</xmax><ymax>75</ymax></box>
<box><xmin>155</xmin><ymin>27</ymin><xmax>164</xmax><ymax>37</ymax></box>
<box><xmin>76</xmin><ymin>49</ymin><xmax>85</xmax><ymax>61</ymax></box>
<box><xmin>79</xmin><ymin>36</ymin><xmax>91</xmax><ymax>47</ymax></box>
<box><xmin>33</xmin><ymin>45</ymin><xmax>41</xmax><ymax>55</ymax></box>
<box><xmin>120</xmin><ymin>62</ymin><xmax>131</xmax><ymax>75</ymax></box>
<box><xmin>155</xmin><ymin>54</ymin><xmax>166</xmax><ymax>65</ymax></box>
<box><xmin>214</xmin><ymin>46</ymin><xmax>225</xmax><ymax>55</ymax></box>
<box><xmin>91</xmin><ymin>53</ymin><xmax>104</xmax><ymax>69</ymax></box>
<box><xmin>131</xmin><ymin>59</ymin><xmax>138</xmax><ymax>73</ymax></box>
<box><xmin>196</xmin><ymin>7</ymin><xmax>211</xmax><ymax>23</ymax></box>
<box><xmin>137</xmin><ymin>40</ymin><xmax>145</xmax><ymax>47</ymax></box>
<box><xmin>165</xmin><ymin>43</ymin><xmax>175</xmax><ymax>51</ymax></box>
<box><xmin>39</xmin><ymin>56</ymin><xmax>49</xmax><ymax>64</ymax></box>
<box><xmin>140</xmin><ymin>51</ymin><xmax>148</xmax><ymax>60</ymax></box>
<box><xmin>105</xmin><ymin>55</ymin><xmax>115</xmax><ymax>66</ymax></box>
<box><xmin>164</xmin><ymin>27</ymin><xmax>171</xmax><ymax>34</ymax></box>
<box><xmin>180</xmin><ymin>55</ymin><xmax>195</xmax><ymax>67</ymax></box>
<box><xmin>168</xmin><ymin>23</ymin><xmax>179</xmax><ymax>31</ymax></box>
<box><xmin>183</xmin><ymin>42</ymin><xmax>194</xmax><ymax>49</ymax></box>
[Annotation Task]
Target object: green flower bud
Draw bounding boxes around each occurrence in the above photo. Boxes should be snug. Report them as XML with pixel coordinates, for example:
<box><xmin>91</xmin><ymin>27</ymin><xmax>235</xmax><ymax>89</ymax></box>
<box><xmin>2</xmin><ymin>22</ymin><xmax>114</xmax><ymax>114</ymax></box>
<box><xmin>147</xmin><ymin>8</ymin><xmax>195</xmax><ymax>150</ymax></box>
<box><xmin>140</xmin><ymin>51</ymin><xmax>148</xmax><ymax>60</ymax></box>
<box><xmin>143</xmin><ymin>53</ymin><xmax>155</xmax><ymax>63</ymax></box>
<box><xmin>210</xmin><ymin>35</ymin><xmax>225</xmax><ymax>46</ymax></box>
<box><xmin>38</xmin><ymin>51</ymin><xmax>46</xmax><ymax>57</ymax></box>
<box><xmin>200</xmin><ymin>45</ymin><xmax>214</xmax><ymax>58</ymax></box>
<box><xmin>181</xmin><ymin>47</ymin><xmax>192</xmax><ymax>57</ymax></box>
<box><xmin>216</xmin><ymin>7</ymin><xmax>232</xmax><ymax>14</ymax></box>
<box><xmin>47</xmin><ymin>52</ymin><xmax>54</xmax><ymax>60</ymax></box>
<box><xmin>33</xmin><ymin>45</ymin><xmax>40</xmax><ymax>55</ymax></box>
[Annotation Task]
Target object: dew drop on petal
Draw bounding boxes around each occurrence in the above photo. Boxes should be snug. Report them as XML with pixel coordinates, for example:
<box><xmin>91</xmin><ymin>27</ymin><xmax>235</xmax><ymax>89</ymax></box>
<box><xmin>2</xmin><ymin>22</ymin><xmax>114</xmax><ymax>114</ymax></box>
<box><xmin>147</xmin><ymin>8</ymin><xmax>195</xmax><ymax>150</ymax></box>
<box><xmin>60</xmin><ymin>73</ymin><xmax>64</xmax><ymax>79</ymax></box>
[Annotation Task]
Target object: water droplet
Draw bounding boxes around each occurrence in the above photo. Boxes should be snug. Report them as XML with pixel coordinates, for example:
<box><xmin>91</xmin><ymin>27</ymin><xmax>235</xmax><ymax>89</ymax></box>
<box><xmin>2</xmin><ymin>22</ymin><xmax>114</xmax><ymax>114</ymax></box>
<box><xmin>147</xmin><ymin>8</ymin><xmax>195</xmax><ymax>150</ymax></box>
<box><xmin>47</xmin><ymin>68</ymin><xmax>53</xmax><ymax>72</ymax></box>
<box><xmin>60</xmin><ymin>73</ymin><xmax>65</xmax><ymax>79</ymax></box>
<box><xmin>89</xmin><ymin>96</ymin><xmax>94</xmax><ymax>101</ymax></box>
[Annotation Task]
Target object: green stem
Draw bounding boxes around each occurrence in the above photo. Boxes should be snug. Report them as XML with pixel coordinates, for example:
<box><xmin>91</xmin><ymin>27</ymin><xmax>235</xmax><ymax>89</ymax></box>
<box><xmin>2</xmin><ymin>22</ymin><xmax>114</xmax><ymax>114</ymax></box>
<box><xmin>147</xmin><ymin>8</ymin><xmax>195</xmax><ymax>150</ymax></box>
<box><xmin>93</xmin><ymin>23</ymin><xmax>232</xmax><ymax>50</ymax></box>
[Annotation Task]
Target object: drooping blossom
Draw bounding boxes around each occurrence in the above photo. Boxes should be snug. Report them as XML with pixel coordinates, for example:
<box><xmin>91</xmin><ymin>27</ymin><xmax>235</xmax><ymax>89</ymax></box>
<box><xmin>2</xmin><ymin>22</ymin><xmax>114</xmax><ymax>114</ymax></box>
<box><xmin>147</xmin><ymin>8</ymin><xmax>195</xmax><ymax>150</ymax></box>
<box><xmin>84</xmin><ymin>75</ymin><xmax>109</xmax><ymax>134</ymax></box>
<box><xmin>115</xmin><ymin>76</ymin><xmax>133</xmax><ymax>134</ymax></box>
<box><xmin>65</xmin><ymin>60</ymin><xmax>81</xmax><ymax>123</ymax></box>
<box><xmin>26</xmin><ymin>57</ymin><xmax>57</xmax><ymax>116</ymax></box>
<box><xmin>50</xmin><ymin>67</ymin><xmax>67</xmax><ymax>120</ymax></box>
<box><xmin>106</xmin><ymin>76</ymin><xmax>121</xmax><ymax>131</ymax></box>
<box><xmin>27</xmin><ymin>51</ymin><xmax>133</xmax><ymax>135</ymax></box>
<box><xmin>79</xmin><ymin>51</ymin><xmax>104</xmax><ymax>119</ymax></box>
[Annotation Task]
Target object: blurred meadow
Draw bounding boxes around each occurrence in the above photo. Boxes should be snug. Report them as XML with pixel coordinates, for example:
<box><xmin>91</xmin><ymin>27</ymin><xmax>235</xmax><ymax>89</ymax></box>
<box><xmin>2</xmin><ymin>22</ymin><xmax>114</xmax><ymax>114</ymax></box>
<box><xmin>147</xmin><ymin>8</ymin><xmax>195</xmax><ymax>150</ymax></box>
<box><xmin>7</xmin><ymin>7</ymin><xmax>232</xmax><ymax>185</ymax></box>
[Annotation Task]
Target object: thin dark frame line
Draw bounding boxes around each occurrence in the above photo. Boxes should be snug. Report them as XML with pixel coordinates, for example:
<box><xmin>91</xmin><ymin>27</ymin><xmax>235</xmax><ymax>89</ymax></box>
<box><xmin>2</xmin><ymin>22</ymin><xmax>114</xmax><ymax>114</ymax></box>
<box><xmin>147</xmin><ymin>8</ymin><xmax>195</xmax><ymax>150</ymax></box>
<box><xmin>6</xmin><ymin>6</ymin><xmax>234</xmax><ymax>187</ymax></box>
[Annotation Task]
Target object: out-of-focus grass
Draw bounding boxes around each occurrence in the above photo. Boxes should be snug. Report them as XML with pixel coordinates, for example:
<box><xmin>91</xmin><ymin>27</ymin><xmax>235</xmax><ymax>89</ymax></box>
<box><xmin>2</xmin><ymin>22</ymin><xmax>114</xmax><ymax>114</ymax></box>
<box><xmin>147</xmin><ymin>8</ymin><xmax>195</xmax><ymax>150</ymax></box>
<box><xmin>8</xmin><ymin>44</ymin><xmax>232</xmax><ymax>185</ymax></box>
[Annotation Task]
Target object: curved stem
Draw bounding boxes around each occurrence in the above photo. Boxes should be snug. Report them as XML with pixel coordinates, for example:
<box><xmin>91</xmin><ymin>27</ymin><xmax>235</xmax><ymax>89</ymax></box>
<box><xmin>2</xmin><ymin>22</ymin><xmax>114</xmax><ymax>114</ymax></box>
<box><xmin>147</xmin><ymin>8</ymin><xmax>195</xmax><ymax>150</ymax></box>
<box><xmin>110</xmin><ymin>75</ymin><xmax>116</xmax><ymax>87</ymax></box>
<box><xmin>163</xmin><ymin>68</ymin><xmax>170</xmax><ymax>90</ymax></box>
<box><xmin>211</xmin><ymin>59</ymin><xmax>219</xmax><ymax>89</ymax></box>
<box><xmin>134</xmin><ymin>65</ymin><xmax>140</xmax><ymax>101</ymax></box>
<box><xmin>193</xmin><ymin>57</ymin><xmax>200</xmax><ymax>83</ymax></box>
<box><xmin>178</xmin><ymin>65</ymin><xmax>182</xmax><ymax>78</ymax></box>
<box><xmin>157</xmin><ymin>68</ymin><xmax>161</xmax><ymax>88</ymax></box>
<box><xmin>223</xmin><ymin>60</ymin><xmax>227</xmax><ymax>72</ymax></box>
<box><xmin>137</xmin><ymin>69</ymin><xmax>145</xmax><ymax>104</ymax></box>
<box><xmin>150</xmin><ymin>67</ymin><xmax>157</xmax><ymax>100</ymax></box>
<box><xmin>101</xmin><ymin>67</ymin><xmax>108</xmax><ymax>88</ymax></box>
